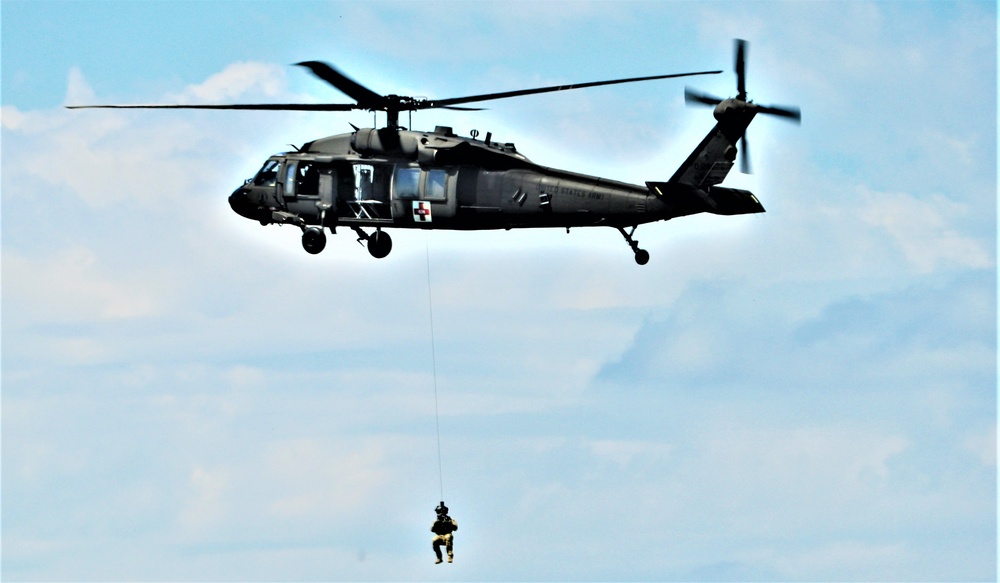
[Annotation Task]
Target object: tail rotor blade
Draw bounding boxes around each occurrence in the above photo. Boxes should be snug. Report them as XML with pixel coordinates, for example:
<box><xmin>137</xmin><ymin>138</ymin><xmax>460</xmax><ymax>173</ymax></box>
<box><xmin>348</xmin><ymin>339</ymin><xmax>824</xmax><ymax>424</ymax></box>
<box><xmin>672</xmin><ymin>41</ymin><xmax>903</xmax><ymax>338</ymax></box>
<box><xmin>685</xmin><ymin>87</ymin><xmax>723</xmax><ymax>107</ymax></box>
<box><xmin>735</xmin><ymin>38</ymin><xmax>748</xmax><ymax>100</ymax></box>
<box><xmin>757</xmin><ymin>103</ymin><xmax>802</xmax><ymax>123</ymax></box>
<box><xmin>740</xmin><ymin>134</ymin><xmax>751</xmax><ymax>174</ymax></box>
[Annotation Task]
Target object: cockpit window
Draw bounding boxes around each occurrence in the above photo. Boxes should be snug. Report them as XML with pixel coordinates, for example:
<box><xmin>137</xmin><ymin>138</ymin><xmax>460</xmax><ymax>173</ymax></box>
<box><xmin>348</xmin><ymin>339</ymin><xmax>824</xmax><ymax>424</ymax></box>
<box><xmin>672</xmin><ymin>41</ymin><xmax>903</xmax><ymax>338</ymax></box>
<box><xmin>254</xmin><ymin>160</ymin><xmax>280</xmax><ymax>186</ymax></box>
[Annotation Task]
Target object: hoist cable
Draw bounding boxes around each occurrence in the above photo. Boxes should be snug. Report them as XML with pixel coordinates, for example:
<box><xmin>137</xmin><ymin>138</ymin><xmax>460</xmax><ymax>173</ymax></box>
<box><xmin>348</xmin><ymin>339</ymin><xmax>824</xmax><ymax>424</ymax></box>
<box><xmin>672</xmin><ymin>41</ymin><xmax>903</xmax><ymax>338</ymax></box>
<box><xmin>426</xmin><ymin>245</ymin><xmax>445</xmax><ymax>502</ymax></box>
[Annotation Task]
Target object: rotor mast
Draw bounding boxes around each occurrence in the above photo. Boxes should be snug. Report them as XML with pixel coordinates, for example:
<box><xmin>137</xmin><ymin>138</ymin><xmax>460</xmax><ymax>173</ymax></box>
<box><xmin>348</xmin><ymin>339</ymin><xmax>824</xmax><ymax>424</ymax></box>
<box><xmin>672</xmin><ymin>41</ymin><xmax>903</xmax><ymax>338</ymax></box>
<box><xmin>386</xmin><ymin>107</ymin><xmax>400</xmax><ymax>130</ymax></box>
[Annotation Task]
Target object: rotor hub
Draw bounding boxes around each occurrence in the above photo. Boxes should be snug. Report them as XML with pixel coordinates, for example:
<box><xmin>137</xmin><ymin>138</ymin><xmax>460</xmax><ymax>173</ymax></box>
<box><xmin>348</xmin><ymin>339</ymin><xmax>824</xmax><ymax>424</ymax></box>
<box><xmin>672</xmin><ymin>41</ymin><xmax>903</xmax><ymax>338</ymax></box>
<box><xmin>713</xmin><ymin>98</ymin><xmax>753</xmax><ymax>121</ymax></box>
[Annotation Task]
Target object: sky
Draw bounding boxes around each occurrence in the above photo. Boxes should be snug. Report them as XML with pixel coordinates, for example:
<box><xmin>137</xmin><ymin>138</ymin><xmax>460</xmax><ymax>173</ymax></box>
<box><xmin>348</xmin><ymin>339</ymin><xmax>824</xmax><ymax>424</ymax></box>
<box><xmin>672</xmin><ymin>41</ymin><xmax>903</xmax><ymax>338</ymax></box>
<box><xmin>1</xmin><ymin>1</ymin><xmax>996</xmax><ymax>581</ymax></box>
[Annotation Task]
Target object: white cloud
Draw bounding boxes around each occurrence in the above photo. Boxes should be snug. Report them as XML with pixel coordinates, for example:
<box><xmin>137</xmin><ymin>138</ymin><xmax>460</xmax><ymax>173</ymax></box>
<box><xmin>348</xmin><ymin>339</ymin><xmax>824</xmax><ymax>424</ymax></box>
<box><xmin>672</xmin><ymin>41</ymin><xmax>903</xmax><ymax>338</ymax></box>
<box><xmin>699</xmin><ymin>425</ymin><xmax>910</xmax><ymax>494</ymax></box>
<box><xmin>3</xmin><ymin>247</ymin><xmax>162</xmax><ymax>324</ymax></box>
<box><xmin>262</xmin><ymin>439</ymin><xmax>391</xmax><ymax>520</ymax></box>
<box><xmin>221</xmin><ymin>365</ymin><xmax>267</xmax><ymax>391</ymax></box>
<box><xmin>170</xmin><ymin>61</ymin><xmax>287</xmax><ymax>103</ymax></box>
<box><xmin>63</xmin><ymin>66</ymin><xmax>96</xmax><ymax>105</ymax></box>
<box><xmin>4</xmin><ymin>66</ymin><xmax>311</xmax><ymax>215</ymax></box>
<box><xmin>587</xmin><ymin>439</ymin><xmax>672</xmax><ymax>468</ymax></box>
<box><xmin>775</xmin><ymin>540</ymin><xmax>909</xmax><ymax>581</ymax></box>
<box><xmin>861</xmin><ymin>188</ymin><xmax>993</xmax><ymax>273</ymax></box>
<box><xmin>964</xmin><ymin>427</ymin><xmax>997</xmax><ymax>468</ymax></box>
<box><xmin>1</xmin><ymin>104</ymin><xmax>30</xmax><ymax>130</ymax></box>
<box><xmin>4</xmin><ymin>103</ymin><xmax>208</xmax><ymax>208</ymax></box>
<box><xmin>178</xmin><ymin>465</ymin><xmax>231</xmax><ymax>532</ymax></box>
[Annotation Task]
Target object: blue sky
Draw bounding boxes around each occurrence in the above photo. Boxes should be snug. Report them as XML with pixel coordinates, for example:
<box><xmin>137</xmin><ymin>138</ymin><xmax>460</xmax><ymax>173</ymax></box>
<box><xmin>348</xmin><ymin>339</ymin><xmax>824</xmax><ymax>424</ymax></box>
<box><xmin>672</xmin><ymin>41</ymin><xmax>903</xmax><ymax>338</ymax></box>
<box><xmin>2</xmin><ymin>1</ymin><xmax>996</xmax><ymax>581</ymax></box>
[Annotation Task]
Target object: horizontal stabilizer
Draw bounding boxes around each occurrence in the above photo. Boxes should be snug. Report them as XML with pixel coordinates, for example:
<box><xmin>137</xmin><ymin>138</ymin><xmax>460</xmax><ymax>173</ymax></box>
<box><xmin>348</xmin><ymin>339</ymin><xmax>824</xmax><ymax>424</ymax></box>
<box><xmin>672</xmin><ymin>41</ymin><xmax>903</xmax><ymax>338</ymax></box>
<box><xmin>704</xmin><ymin>186</ymin><xmax>765</xmax><ymax>215</ymax></box>
<box><xmin>647</xmin><ymin>182</ymin><xmax>764</xmax><ymax>216</ymax></box>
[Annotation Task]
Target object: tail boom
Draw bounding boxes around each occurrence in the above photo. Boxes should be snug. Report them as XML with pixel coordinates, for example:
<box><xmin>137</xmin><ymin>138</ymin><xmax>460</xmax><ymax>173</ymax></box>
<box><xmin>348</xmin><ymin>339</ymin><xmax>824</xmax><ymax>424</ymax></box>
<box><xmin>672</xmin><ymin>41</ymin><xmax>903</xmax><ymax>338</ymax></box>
<box><xmin>646</xmin><ymin>181</ymin><xmax>764</xmax><ymax>217</ymax></box>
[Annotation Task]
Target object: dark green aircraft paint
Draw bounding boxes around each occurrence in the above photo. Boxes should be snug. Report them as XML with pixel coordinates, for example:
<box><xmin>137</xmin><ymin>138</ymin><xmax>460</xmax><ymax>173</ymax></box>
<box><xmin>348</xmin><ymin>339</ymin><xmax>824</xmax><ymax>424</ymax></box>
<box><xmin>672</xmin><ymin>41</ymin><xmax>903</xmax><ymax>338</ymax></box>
<box><xmin>71</xmin><ymin>39</ymin><xmax>799</xmax><ymax>265</ymax></box>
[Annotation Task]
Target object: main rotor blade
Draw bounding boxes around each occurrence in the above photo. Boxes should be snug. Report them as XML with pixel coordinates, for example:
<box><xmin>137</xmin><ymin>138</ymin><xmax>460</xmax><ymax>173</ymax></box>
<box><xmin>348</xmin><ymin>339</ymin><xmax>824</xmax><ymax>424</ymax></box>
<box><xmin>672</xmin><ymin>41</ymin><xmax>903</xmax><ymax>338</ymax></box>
<box><xmin>735</xmin><ymin>38</ymin><xmax>747</xmax><ymax>100</ymax></box>
<box><xmin>295</xmin><ymin>61</ymin><xmax>384</xmax><ymax>106</ymax></box>
<box><xmin>684</xmin><ymin>87</ymin><xmax>723</xmax><ymax>106</ymax></box>
<box><xmin>65</xmin><ymin>103</ymin><xmax>359</xmax><ymax>111</ymax></box>
<box><xmin>426</xmin><ymin>70</ymin><xmax>722</xmax><ymax>109</ymax></box>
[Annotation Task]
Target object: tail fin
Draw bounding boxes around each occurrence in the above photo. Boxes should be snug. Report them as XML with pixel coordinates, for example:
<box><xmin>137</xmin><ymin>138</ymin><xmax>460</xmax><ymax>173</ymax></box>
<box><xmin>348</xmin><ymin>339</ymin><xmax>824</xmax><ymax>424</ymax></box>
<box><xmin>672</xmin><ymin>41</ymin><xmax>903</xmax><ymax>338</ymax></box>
<box><xmin>667</xmin><ymin>121</ymin><xmax>746</xmax><ymax>187</ymax></box>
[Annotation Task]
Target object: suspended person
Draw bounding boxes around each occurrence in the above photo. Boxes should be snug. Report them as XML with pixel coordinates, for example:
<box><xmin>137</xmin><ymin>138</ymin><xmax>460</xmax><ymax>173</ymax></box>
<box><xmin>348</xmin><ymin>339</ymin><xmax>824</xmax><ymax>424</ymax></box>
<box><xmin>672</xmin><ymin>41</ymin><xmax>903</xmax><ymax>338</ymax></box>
<box><xmin>431</xmin><ymin>501</ymin><xmax>458</xmax><ymax>564</ymax></box>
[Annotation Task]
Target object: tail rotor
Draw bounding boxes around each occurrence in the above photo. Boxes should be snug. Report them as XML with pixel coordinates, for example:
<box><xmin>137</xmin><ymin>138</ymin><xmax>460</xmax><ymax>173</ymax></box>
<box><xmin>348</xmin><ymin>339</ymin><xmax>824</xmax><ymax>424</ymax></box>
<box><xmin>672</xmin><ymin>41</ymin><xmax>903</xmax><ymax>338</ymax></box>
<box><xmin>685</xmin><ymin>39</ymin><xmax>800</xmax><ymax>174</ymax></box>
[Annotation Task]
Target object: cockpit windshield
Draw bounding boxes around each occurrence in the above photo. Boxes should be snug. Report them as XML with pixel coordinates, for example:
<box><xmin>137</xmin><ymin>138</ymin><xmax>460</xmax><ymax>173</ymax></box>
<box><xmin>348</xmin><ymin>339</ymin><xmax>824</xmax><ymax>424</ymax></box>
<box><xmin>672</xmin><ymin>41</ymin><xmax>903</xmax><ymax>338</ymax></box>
<box><xmin>253</xmin><ymin>159</ymin><xmax>280</xmax><ymax>186</ymax></box>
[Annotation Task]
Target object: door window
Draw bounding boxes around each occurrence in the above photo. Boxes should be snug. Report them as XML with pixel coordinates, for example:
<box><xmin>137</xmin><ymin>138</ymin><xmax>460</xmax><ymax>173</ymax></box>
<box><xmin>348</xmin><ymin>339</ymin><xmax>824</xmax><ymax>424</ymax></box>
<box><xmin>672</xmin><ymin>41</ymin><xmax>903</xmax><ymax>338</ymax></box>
<box><xmin>283</xmin><ymin>162</ymin><xmax>297</xmax><ymax>198</ymax></box>
<box><xmin>355</xmin><ymin>164</ymin><xmax>375</xmax><ymax>200</ymax></box>
<box><xmin>296</xmin><ymin>162</ymin><xmax>320</xmax><ymax>196</ymax></box>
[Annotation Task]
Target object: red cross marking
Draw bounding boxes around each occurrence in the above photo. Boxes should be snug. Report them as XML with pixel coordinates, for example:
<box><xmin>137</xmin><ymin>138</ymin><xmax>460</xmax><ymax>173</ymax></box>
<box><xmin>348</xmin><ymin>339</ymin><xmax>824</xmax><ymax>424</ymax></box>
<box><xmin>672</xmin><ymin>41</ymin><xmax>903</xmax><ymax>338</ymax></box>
<box><xmin>413</xmin><ymin>201</ymin><xmax>432</xmax><ymax>221</ymax></box>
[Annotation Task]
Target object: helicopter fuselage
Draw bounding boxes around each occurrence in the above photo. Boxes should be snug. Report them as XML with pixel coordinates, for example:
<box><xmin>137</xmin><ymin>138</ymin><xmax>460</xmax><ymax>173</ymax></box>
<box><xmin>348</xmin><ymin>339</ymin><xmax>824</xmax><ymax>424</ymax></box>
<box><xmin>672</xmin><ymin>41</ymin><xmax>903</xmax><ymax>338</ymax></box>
<box><xmin>230</xmin><ymin>125</ymin><xmax>671</xmax><ymax>231</ymax></box>
<box><xmin>229</xmin><ymin>124</ymin><xmax>763</xmax><ymax>262</ymax></box>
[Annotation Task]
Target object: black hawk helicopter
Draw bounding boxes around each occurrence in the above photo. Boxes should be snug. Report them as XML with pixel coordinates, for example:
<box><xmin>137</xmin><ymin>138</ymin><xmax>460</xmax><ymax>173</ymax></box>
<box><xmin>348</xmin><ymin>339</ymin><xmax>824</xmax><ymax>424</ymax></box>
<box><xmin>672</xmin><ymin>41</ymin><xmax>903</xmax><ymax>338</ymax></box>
<box><xmin>69</xmin><ymin>39</ymin><xmax>799</xmax><ymax>264</ymax></box>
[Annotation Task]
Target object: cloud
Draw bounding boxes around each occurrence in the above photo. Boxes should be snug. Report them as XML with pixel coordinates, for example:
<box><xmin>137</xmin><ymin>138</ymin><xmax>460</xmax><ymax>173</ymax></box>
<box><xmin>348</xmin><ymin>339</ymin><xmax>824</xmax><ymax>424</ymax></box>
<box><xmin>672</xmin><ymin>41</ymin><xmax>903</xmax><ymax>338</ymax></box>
<box><xmin>169</xmin><ymin>61</ymin><xmax>287</xmax><ymax>103</ymax></box>
<box><xmin>587</xmin><ymin>438</ymin><xmax>673</xmax><ymax>468</ymax></box>
<box><xmin>585</xmin><ymin>267</ymin><xmax>995</xmax><ymax>578</ymax></box>
<box><xmin>3</xmin><ymin>247</ymin><xmax>162</xmax><ymax>324</ymax></box>
<box><xmin>178</xmin><ymin>466</ymin><xmax>231</xmax><ymax>532</ymax></box>
<box><xmin>599</xmin><ymin>271</ymin><xmax>995</xmax><ymax>395</ymax></box>
<box><xmin>63</xmin><ymin>66</ymin><xmax>96</xmax><ymax>105</ymax></box>
<box><xmin>860</xmin><ymin>188</ymin><xmax>993</xmax><ymax>273</ymax></box>
<box><xmin>774</xmin><ymin>540</ymin><xmax>909</xmax><ymax>581</ymax></box>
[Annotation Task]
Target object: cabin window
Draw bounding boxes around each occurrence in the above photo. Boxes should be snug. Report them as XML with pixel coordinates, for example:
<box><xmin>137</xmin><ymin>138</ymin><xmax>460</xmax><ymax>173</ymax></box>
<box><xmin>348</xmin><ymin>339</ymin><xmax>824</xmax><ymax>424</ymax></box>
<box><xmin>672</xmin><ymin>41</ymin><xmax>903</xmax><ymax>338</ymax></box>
<box><xmin>395</xmin><ymin>167</ymin><xmax>420</xmax><ymax>199</ymax></box>
<box><xmin>296</xmin><ymin>162</ymin><xmax>320</xmax><ymax>196</ymax></box>
<box><xmin>424</xmin><ymin>169</ymin><xmax>448</xmax><ymax>201</ymax></box>
<box><xmin>254</xmin><ymin>160</ymin><xmax>280</xmax><ymax>186</ymax></box>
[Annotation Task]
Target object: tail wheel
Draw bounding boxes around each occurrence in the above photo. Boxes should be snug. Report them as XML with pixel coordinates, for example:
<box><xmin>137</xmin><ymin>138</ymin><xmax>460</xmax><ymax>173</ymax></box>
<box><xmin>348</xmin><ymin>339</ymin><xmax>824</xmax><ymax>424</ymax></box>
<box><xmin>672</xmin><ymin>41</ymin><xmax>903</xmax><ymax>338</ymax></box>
<box><xmin>617</xmin><ymin>226</ymin><xmax>649</xmax><ymax>266</ymax></box>
<box><xmin>302</xmin><ymin>227</ymin><xmax>327</xmax><ymax>254</ymax></box>
<box><xmin>368</xmin><ymin>230</ymin><xmax>392</xmax><ymax>259</ymax></box>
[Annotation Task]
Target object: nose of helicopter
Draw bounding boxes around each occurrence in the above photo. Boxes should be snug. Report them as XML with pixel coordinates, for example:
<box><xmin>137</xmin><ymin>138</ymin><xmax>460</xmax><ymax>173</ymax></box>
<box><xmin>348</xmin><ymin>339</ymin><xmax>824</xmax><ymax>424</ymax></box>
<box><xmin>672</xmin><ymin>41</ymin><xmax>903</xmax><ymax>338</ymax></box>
<box><xmin>228</xmin><ymin>185</ymin><xmax>260</xmax><ymax>221</ymax></box>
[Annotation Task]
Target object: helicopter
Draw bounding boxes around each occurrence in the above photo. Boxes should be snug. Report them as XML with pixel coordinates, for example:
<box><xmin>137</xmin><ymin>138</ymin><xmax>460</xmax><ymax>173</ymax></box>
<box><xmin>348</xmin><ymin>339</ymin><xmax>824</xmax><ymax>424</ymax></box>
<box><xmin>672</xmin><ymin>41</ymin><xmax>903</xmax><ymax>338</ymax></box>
<box><xmin>68</xmin><ymin>39</ymin><xmax>799</xmax><ymax>265</ymax></box>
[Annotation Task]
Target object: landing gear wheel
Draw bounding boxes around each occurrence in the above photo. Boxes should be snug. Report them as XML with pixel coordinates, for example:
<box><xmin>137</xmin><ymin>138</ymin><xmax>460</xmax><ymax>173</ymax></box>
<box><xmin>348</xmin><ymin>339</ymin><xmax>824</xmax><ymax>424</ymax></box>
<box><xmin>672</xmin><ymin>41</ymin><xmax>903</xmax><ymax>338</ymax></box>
<box><xmin>617</xmin><ymin>226</ymin><xmax>649</xmax><ymax>266</ymax></box>
<box><xmin>368</xmin><ymin>230</ymin><xmax>392</xmax><ymax>259</ymax></box>
<box><xmin>302</xmin><ymin>227</ymin><xmax>327</xmax><ymax>254</ymax></box>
